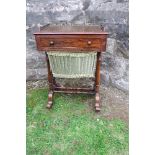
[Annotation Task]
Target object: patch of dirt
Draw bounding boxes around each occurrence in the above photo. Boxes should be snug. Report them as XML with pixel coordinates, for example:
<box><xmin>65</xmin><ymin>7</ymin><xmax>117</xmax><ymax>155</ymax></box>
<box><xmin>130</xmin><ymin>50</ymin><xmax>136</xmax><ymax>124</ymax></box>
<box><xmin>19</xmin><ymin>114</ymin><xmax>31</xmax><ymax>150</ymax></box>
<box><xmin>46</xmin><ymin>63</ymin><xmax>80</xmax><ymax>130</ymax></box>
<box><xmin>26</xmin><ymin>80</ymin><xmax>48</xmax><ymax>90</ymax></box>
<box><xmin>100</xmin><ymin>86</ymin><xmax>128</xmax><ymax>124</ymax></box>
<box><xmin>26</xmin><ymin>80</ymin><xmax>129</xmax><ymax>124</ymax></box>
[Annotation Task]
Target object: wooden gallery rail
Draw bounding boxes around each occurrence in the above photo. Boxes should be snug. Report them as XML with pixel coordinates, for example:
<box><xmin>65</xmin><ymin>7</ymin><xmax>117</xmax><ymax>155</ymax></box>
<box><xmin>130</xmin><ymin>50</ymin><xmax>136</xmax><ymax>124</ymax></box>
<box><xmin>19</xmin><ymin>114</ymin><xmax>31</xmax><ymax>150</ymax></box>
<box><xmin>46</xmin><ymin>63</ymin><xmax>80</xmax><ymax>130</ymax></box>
<box><xmin>34</xmin><ymin>24</ymin><xmax>108</xmax><ymax>112</ymax></box>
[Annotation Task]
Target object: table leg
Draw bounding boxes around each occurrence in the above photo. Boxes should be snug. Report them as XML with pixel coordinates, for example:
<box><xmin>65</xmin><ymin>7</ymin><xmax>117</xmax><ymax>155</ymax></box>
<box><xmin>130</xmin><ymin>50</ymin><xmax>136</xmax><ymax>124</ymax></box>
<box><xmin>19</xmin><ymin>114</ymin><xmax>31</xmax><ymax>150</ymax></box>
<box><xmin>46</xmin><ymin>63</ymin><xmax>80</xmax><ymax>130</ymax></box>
<box><xmin>45</xmin><ymin>52</ymin><xmax>54</xmax><ymax>109</ymax></box>
<box><xmin>95</xmin><ymin>52</ymin><xmax>101</xmax><ymax>112</ymax></box>
<box><xmin>46</xmin><ymin>91</ymin><xmax>53</xmax><ymax>108</ymax></box>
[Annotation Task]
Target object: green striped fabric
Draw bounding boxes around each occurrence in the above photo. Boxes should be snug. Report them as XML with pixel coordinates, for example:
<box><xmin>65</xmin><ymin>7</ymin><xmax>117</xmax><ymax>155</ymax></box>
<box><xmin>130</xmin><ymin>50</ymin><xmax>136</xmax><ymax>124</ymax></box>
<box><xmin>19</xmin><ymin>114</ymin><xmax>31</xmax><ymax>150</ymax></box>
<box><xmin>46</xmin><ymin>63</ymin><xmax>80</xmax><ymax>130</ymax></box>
<box><xmin>47</xmin><ymin>52</ymin><xmax>97</xmax><ymax>78</ymax></box>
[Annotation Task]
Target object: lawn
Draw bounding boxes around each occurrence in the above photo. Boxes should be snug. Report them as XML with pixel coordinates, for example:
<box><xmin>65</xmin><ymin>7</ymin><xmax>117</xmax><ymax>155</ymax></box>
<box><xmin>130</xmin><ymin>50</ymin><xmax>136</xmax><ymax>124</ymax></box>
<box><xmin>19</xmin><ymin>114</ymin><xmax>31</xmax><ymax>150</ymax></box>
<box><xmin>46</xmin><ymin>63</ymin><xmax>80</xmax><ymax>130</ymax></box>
<box><xmin>26</xmin><ymin>89</ymin><xmax>129</xmax><ymax>155</ymax></box>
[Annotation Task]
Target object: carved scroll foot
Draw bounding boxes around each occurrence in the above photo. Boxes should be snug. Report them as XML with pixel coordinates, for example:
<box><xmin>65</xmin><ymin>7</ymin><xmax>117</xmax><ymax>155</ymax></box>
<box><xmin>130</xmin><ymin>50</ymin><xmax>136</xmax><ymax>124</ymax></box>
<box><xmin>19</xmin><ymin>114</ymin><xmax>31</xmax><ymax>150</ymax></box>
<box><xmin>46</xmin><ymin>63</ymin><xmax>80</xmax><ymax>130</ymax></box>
<box><xmin>95</xmin><ymin>93</ymin><xmax>101</xmax><ymax>112</ymax></box>
<box><xmin>46</xmin><ymin>91</ymin><xmax>53</xmax><ymax>109</ymax></box>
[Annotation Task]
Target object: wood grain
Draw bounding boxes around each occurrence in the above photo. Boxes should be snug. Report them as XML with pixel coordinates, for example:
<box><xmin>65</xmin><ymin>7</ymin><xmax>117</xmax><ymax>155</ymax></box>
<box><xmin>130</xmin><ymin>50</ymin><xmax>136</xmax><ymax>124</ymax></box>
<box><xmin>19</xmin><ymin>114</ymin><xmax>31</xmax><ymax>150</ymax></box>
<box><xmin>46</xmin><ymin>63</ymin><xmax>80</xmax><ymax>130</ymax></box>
<box><xmin>34</xmin><ymin>24</ymin><xmax>108</xmax><ymax>35</ymax></box>
<box><xmin>34</xmin><ymin>25</ymin><xmax>108</xmax><ymax>112</ymax></box>
<box><xmin>35</xmin><ymin>35</ymin><xmax>106</xmax><ymax>52</ymax></box>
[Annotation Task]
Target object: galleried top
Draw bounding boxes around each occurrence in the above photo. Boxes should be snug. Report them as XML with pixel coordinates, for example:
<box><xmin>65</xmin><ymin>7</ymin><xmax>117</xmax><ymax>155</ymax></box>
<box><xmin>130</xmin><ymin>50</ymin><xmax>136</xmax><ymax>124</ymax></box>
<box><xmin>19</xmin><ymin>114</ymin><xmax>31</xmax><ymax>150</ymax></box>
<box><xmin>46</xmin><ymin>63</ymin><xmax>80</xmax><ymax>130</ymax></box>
<box><xmin>34</xmin><ymin>24</ymin><xmax>108</xmax><ymax>35</ymax></box>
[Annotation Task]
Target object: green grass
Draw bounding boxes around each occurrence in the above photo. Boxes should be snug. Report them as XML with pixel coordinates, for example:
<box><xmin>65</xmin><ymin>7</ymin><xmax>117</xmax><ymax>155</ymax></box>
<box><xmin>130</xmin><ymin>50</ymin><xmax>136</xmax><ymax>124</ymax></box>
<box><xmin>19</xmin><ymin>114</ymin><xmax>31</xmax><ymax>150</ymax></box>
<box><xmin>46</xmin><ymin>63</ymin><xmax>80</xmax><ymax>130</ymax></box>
<box><xmin>27</xmin><ymin>89</ymin><xmax>129</xmax><ymax>155</ymax></box>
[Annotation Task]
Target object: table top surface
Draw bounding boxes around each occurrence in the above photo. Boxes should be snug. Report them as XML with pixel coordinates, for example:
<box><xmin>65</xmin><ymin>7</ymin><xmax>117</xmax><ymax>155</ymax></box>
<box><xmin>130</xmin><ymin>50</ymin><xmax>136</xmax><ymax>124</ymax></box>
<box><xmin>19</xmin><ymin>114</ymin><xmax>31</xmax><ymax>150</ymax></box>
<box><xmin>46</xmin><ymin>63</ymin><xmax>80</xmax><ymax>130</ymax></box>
<box><xmin>34</xmin><ymin>24</ymin><xmax>108</xmax><ymax>35</ymax></box>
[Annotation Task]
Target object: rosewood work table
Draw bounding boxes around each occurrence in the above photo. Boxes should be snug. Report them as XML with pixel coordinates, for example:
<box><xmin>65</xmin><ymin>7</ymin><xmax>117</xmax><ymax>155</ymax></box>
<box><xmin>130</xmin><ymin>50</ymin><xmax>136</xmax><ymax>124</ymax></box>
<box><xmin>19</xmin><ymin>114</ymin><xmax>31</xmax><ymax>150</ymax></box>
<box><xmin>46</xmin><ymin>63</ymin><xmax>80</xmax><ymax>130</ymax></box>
<box><xmin>34</xmin><ymin>24</ymin><xmax>108</xmax><ymax>112</ymax></box>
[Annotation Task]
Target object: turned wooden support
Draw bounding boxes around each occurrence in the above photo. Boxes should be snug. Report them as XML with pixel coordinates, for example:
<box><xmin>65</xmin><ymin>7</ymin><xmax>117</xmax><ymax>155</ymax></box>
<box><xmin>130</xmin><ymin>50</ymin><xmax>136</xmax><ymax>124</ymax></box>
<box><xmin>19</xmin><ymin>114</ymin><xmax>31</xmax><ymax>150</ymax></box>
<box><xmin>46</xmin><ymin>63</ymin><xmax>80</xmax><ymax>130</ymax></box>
<box><xmin>46</xmin><ymin>52</ymin><xmax>53</xmax><ymax>90</ymax></box>
<box><xmin>95</xmin><ymin>52</ymin><xmax>101</xmax><ymax>112</ymax></box>
<box><xmin>45</xmin><ymin>52</ymin><xmax>54</xmax><ymax>109</ymax></box>
<box><xmin>46</xmin><ymin>91</ymin><xmax>53</xmax><ymax>109</ymax></box>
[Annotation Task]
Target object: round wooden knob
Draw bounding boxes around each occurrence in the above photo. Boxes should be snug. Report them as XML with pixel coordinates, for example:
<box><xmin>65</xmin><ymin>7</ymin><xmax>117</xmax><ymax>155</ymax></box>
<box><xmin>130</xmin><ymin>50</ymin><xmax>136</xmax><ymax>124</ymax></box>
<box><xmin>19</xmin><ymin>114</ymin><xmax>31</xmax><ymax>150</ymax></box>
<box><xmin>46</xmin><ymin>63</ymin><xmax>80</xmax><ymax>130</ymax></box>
<box><xmin>49</xmin><ymin>41</ymin><xmax>54</xmax><ymax>45</ymax></box>
<box><xmin>87</xmin><ymin>41</ymin><xmax>92</xmax><ymax>45</ymax></box>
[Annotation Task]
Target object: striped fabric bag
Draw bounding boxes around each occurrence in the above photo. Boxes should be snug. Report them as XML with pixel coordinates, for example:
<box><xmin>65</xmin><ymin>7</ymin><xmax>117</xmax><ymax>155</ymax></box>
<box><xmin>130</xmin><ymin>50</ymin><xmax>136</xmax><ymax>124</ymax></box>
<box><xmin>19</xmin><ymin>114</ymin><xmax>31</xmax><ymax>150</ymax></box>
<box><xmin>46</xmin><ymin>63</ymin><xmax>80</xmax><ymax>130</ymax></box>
<box><xmin>47</xmin><ymin>52</ymin><xmax>97</xmax><ymax>78</ymax></box>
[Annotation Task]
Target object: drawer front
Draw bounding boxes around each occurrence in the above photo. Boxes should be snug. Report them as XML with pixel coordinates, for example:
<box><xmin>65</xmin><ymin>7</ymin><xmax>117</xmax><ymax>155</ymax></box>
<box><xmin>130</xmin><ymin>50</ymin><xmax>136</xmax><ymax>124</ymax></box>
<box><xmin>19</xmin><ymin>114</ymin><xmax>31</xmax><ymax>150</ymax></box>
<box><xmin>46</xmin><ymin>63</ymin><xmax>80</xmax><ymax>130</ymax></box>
<box><xmin>35</xmin><ymin>35</ymin><xmax>106</xmax><ymax>52</ymax></box>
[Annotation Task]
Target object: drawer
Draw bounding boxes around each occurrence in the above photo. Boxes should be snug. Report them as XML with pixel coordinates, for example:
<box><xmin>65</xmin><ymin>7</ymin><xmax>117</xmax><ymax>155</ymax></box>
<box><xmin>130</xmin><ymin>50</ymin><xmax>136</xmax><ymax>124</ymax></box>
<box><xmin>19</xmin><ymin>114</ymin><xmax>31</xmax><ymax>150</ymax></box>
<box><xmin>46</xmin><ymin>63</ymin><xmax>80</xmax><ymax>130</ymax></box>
<box><xmin>35</xmin><ymin>35</ymin><xmax>106</xmax><ymax>52</ymax></box>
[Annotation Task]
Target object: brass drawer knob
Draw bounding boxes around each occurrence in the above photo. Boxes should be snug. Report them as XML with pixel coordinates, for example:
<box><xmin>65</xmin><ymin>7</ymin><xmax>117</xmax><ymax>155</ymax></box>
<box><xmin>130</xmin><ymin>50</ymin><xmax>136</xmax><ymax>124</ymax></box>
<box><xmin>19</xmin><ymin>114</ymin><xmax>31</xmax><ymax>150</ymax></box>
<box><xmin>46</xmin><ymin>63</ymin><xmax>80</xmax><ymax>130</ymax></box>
<box><xmin>87</xmin><ymin>41</ymin><xmax>92</xmax><ymax>45</ymax></box>
<box><xmin>49</xmin><ymin>41</ymin><xmax>54</xmax><ymax>45</ymax></box>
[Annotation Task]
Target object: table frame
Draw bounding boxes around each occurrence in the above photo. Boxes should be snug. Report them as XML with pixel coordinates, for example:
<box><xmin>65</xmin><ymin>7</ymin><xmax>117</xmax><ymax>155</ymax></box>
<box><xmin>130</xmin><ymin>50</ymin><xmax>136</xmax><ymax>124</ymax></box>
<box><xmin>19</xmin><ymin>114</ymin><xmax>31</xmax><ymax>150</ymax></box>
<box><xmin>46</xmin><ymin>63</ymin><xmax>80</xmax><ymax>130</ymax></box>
<box><xmin>34</xmin><ymin>25</ymin><xmax>108</xmax><ymax>112</ymax></box>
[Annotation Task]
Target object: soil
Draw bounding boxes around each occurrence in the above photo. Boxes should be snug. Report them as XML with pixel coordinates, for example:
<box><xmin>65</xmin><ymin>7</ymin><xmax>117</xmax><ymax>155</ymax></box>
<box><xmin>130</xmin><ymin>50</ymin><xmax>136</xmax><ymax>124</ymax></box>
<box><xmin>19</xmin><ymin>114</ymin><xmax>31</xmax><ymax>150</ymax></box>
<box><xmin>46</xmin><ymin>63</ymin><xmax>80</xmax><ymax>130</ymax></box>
<box><xmin>26</xmin><ymin>79</ymin><xmax>129</xmax><ymax>124</ymax></box>
<box><xmin>100</xmin><ymin>86</ymin><xmax>128</xmax><ymax>124</ymax></box>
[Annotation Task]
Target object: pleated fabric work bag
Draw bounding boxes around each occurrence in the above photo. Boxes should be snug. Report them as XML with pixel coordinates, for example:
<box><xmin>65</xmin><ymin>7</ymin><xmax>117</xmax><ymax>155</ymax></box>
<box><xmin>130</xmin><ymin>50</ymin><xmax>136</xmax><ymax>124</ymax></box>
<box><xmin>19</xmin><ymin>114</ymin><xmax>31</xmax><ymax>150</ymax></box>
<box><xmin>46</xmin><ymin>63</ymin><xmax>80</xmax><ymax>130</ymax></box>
<box><xmin>47</xmin><ymin>52</ymin><xmax>97</xmax><ymax>78</ymax></box>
